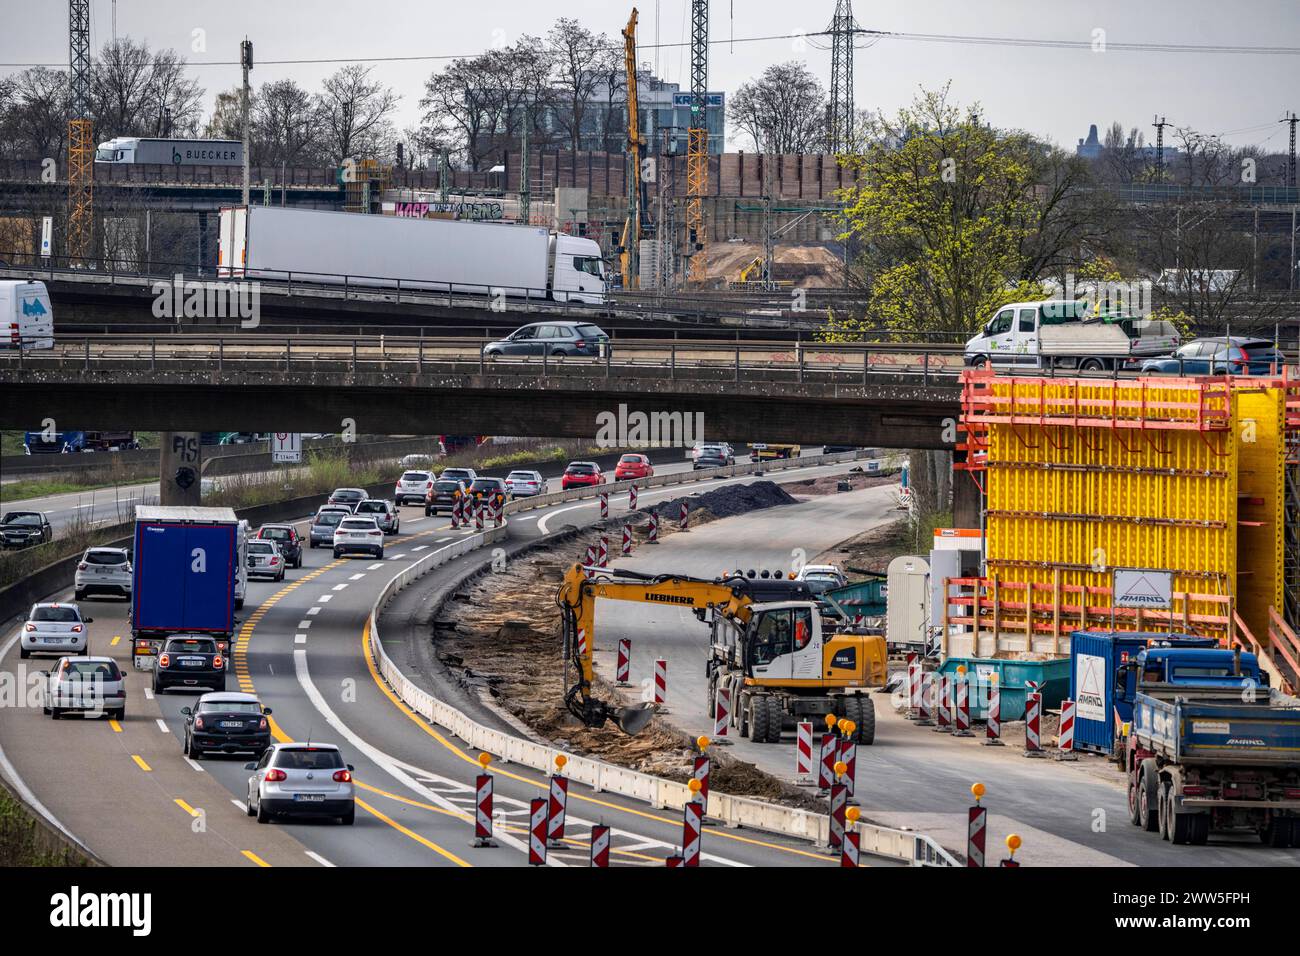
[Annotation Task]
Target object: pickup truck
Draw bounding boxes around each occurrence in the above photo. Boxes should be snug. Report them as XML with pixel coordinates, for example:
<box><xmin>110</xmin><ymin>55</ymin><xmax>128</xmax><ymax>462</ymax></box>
<box><xmin>1120</xmin><ymin>646</ymin><xmax>1300</xmax><ymax>847</ymax></box>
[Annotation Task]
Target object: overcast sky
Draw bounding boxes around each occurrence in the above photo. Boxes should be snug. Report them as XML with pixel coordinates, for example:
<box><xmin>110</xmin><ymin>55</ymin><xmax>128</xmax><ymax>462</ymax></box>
<box><xmin>3</xmin><ymin>0</ymin><xmax>1298</xmax><ymax>153</ymax></box>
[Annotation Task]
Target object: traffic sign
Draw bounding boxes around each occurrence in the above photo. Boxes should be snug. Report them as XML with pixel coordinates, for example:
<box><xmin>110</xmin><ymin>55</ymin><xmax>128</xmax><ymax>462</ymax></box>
<box><xmin>271</xmin><ymin>432</ymin><xmax>301</xmax><ymax>463</ymax></box>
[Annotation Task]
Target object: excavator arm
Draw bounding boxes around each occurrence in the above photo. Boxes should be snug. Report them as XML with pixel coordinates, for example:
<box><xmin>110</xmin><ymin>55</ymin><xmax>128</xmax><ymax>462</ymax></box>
<box><xmin>555</xmin><ymin>563</ymin><xmax>755</xmax><ymax>734</ymax></box>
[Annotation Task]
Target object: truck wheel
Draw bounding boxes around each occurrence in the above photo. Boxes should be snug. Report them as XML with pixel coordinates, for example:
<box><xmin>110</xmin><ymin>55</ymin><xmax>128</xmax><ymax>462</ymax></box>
<box><xmin>1262</xmin><ymin>818</ymin><xmax>1293</xmax><ymax>848</ymax></box>
<box><xmin>1158</xmin><ymin>781</ymin><xmax>1171</xmax><ymax>841</ymax></box>
<box><xmin>1190</xmin><ymin>814</ymin><xmax>1210</xmax><ymax>845</ymax></box>
<box><xmin>848</xmin><ymin>695</ymin><xmax>876</xmax><ymax>745</ymax></box>
<box><xmin>1139</xmin><ymin>761</ymin><xmax>1160</xmax><ymax>832</ymax></box>
<box><xmin>749</xmin><ymin>697</ymin><xmax>769</xmax><ymax>742</ymax></box>
<box><xmin>764</xmin><ymin>698</ymin><xmax>784</xmax><ymax>743</ymax></box>
<box><xmin>1169</xmin><ymin>804</ymin><xmax>1194</xmax><ymax>846</ymax></box>
<box><xmin>1081</xmin><ymin>358</ymin><xmax>1105</xmax><ymax>372</ymax></box>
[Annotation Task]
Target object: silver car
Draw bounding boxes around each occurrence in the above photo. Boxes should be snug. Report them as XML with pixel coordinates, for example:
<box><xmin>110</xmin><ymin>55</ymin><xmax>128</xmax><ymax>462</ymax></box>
<box><xmin>393</xmin><ymin>470</ymin><xmax>434</xmax><ymax>506</ymax></box>
<box><xmin>246</xmin><ymin>539</ymin><xmax>285</xmax><ymax>581</ymax></box>
<box><xmin>73</xmin><ymin>546</ymin><xmax>133</xmax><ymax>601</ymax></box>
<box><xmin>245</xmin><ymin>742</ymin><xmax>356</xmax><ymax>824</ymax></box>
<box><xmin>354</xmin><ymin>498</ymin><xmax>400</xmax><ymax>534</ymax></box>
<box><xmin>504</xmin><ymin>469</ymin><xmax>544</xmax><ymax>498</ymax></box>
<box><xmin>20</xmin><ymin>603</ymin><xmax>93</xmax><ymax>660</ymax></box>
<box><xmin>43</xmin><ymin>655</ymin><xmax>125</xmax><ymax>720</ymax></box>
<box><xmin>308</xmin><ymin>509</ymin><xmax>347</xmax><ymax>549</ymax></box>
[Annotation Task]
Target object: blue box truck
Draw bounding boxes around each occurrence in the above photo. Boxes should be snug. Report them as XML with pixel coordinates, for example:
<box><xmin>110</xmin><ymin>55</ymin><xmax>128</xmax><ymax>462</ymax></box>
<box><xmin>130</xmin><ymin>506</ymin><xmax>239</xmax><ymax>669</ymax></box>
<box><xmin>1068</xmin><ymin>631</ymin><xmax>1218</xmax><ymax>756</ymax></box>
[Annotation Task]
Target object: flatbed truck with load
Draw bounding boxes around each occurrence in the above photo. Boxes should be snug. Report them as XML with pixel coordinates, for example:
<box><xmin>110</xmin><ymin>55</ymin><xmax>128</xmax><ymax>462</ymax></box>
<box><xmin>749</xmin><ymin>443</ymin><xmax>801</xmax><ymax>463</ymax></box>
<box><xmin>1118</xmin><ymin>646</ymin><xmax>1300</xmax><ymax>847</ymax></box>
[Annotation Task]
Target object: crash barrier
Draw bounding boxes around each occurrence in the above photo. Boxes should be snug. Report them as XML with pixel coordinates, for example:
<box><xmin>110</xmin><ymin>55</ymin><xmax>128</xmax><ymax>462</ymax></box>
<box><xmin>366</xmin><ymin>521</ymin><xmax>958</xmax><ymax>866</ymax></box>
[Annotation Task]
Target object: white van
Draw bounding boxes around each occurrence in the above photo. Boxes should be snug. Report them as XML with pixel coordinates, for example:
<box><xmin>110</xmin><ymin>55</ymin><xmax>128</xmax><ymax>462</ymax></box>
<box><xmin>0</xmin><ymin>280</ymin><xmax>54</xmax><ymax>350</ymax></box>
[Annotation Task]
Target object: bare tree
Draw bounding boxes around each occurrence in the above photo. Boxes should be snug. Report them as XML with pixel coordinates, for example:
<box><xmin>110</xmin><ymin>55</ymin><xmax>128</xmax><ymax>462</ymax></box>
<box><xmin>0</xmin><ymin>67</ymin><xmax>69</xmax><ymax>162</ymax></box>
<box><xmin>421</xmin><ymin>55</ymin><xmax>501</xmax><ymax>172</ymax></box>
<box><xmin>90</xmin><ymin>39</ymin><xmax>203</xmax><ymax>139</ymax></box>
<box><xmin>547</xmin><ymin>18</ymin><xmax>615</xmax><ymax>154</ymax></box>
<box><xmin>315</xmin><ymin>64</ymin><xmax>399</xmax><ymax>163</ymax></box>
<box><xmin>727</xmin><ymin>62</ymin><xmax>828</xmax><ymax>154</ymax></box>
<box><xmin>254</xmin><ymin>79</ymin><xmax>323</xmax><ymax>167</ymax></box>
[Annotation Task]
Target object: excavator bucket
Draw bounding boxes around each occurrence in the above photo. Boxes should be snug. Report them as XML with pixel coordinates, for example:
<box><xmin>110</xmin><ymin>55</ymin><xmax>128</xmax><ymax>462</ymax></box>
<box><xmin>613</xmin><ymin>702</ymin><xmax>655</xmax><ymax>736</ymax></box>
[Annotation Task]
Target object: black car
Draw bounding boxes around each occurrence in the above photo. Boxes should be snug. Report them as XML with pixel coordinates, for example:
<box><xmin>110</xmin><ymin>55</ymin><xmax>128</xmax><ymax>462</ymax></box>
<box><xmin>467</xmin><ymin>477</ymin><xmax>508</xmax><ymax>506</ymax></box>
<box><xmin>256</xmin><ymin>524</ymin><xmax>303</xmax><ymax>569</ymax></box>
<box><xmin>1</xmin><ymin>511</ymin><xmax>53</xmax><ymax>550</ymax></box>
<box><xmin>181</xmin><ymin>692</ymin><xmax>272</xmax><ymax>759</ymax></box>
<box><xmin>326</xmin><ymin>487</ymin><xmax>367</xmax><ymax>510</ymax></box>
<box><xmin>425</xmin><ymin>479</ymin><xmax>466</xmax><ymax>516</ymax></box>
<box><xmin>154</xmin><ymin>635</ymin><xmax>226</xmax><ymax>694</ymax></box>
<box><xmin>482</xmin><ymin>321</ymin><xmax>611</xmax><ymax>358</ymax></box>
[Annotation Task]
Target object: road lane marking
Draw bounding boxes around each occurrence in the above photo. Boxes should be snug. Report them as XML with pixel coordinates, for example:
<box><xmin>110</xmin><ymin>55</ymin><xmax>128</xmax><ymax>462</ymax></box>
<box><xmin>108</xmin><ymin>719</ymin><xmax>122</xmax><ymax>733</ymax></box>
<box><xmin>294</xmin><ymin>634</ymin><xmax>306</xmax><ymax>645</ymax></box>
<box><xmin>317</xmin><ymin>595</ymin><xmax>333</xmax><ymax>603</ymax></box>
<box><xmin>231</xmin><ymin>799</ymin><xmax>247</xmax><ymax>813</ymax></box>
<box><xmin>305</xmin><ymin>851</ymin><xmax>335</xmax><ymax>867</ymax></box>
<box><xmin>143</xmin><ymin>687</ymin><xmax>154</xmax><ymax>700</ymax></box>
<box><xmin>297</xmin><ymin>620</ymin><xmax>312</xmax><ymax>629</ymax></box>
<box><xmin>331</xmin><ymin>583</ymin><xmax>348</xmax><ymax>591</ymax></box>
<box><xmin>349</xmin><ymin>573</ymin><xmax>365</xmax><ymax>580</ymax></box>
<box><xmin>355</xmin><ymin>798</ymin><xmax>471</xmax><ymax>867</ymax></box>
<box><xmin>185</xmin><ymin>758</ymin><xmax>205</xmax><ymax>773</ymax></box>
<box><xmin>435</xmin><ymin>537</ymin><xmax>453</xmax><ymax>542</ymax></box>
<box><xmin>110</xmin><ymin>636</ymin><xmax>121</xmax><ymax>646</ymax></box>
<box><xmin>131</xmin><ymin>755</ymin><xmax>152</xmax><ymax>772</ymax></box>
<box><xmin>241</xmin><ymin>850</ymin><xmax>271</xmax><ymax>867</ymax></box>
<box><xmin>156</xmin><ymin>719</ymin><xmax>169</xmax><ymax>733</ymax></box>
<box><xmin>175</xmin><ymin>798</ymin><xmax>199</xmax><ymax>817</ymax></box>
<box><xmin>388</xmin><ymin>553</ymin><xmax>406</xmax><ymax>560</ymax></box>
<box><xmin>411</xmin><ymin>546</ymin><xmax>428</xmax><ymax>552</ymax></box>
<box><xmin>366</xmin><ymin>563</ymin><xmax>384</xmax><ymax>570</ymax></box>
<box><xmin>306</xmin><ymin>606</ymin><xmax>322</xmax><ymax>615</ymax></box>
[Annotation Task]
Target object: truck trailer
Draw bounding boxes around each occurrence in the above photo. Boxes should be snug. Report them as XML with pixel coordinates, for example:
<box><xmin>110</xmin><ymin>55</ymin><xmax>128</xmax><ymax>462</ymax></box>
<box><xmin>95</xmin><ymin>137</ymin><xmax>243</xmax><ymax>166</ymax></box>
<box><xmin>130</xmin><ymin>506</ymin><xmax>240</xmax><ymax>669</ymax></box>
<box><xmin>217</xmin><ymin>204</ymin><xmax>606</xmax><ymax>304</ymax></box>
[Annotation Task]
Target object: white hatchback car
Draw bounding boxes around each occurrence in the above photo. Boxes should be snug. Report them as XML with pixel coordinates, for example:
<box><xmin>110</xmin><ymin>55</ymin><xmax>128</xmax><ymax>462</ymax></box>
<box><xmin>245</xmin><ymin>742</ymin><xmax>355</xmax><ymax>824</ymax></box>
<box><xmin>20</xmin><ymin>603</ymin><xmax>93</xmax><ymax>659</ymax></box>
<box><xmin>73</xmin><ymin>546</ymin><xmax>133</xmax><ymax>601</ymax></box>
<box><xmin>44</xmin><ymin>656</ymin><xmax>126</xmax><ymax>720</ymax></box>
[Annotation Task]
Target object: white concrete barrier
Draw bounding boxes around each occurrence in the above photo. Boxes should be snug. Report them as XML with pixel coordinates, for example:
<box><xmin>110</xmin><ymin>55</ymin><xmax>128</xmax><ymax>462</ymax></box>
<box><xmin>364</xmin><ymin>507</ymin><xmax>957</xmax><ymax>867</ymax></box>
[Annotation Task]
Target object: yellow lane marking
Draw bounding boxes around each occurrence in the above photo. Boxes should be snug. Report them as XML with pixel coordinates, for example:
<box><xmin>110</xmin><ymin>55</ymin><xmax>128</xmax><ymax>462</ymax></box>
<box><xmin>110</xmin><ymin>636</ymin><xmax>121</xmax><ymax>646</ymax></box>
<box><xmin>131</xmin><ymin>754</ymin><xmax>152</xmax><ymax>772</ymax></box>
<box><xmin>358</xmin><ymin>621</ymin><xmax>834</xmax><ymax>863</ymax></box>
<box><xmin>109</xmin><ymin>719</ymin><xmax>122</xmax><ymax>733</ymax></box>
<box><xmin>241</xmin><ymin>850</ymin><xmax>271</xmax><ymax>867</ymax></box>
<box><xmin>355</xmin><ymin>798</ymin><xmax>470</xmax><ymax>868</ymax></box>
<box><xmin>175</xmin><ymin>798</ymin><xmax>199</xmax><ymax>816</ymax></box>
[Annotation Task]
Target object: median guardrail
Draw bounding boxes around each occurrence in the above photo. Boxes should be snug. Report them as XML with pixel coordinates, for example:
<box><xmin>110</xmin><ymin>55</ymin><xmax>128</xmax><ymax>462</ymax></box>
<box><xmin>365</xmin><ymin>455</ymin><xmax>957</xmax><ymax>866</ymax></box>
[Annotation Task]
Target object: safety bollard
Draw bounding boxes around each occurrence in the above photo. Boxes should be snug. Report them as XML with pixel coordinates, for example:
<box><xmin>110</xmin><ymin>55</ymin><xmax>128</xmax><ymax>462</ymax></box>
<box><xmin>647</xmin><ymin>511</ymin><xmax>659</xmax><ymax>544</ymax></box>
<box><xmin>528</xmin><ymin>798</ymin><xmax>548</xmax><ymax>866</ymax></box>
<box><xmin>653</xmin><ymin>658</ymin><xmax>667</xmax><ymax>706</ymax></box>
<box><xmin>590</xmin><ymin>824</ymin><xmax>611</xmax><ymax>867</ymax></box>
<box><xmin>599</xmin><ymin>491</ymin><xmax>609</xmax><ymax>519</ymax></box>
<box><xmin>1023</xmin><ymin>691</ymin><xmax>1044</xmax><ymax>757</ymax></box>
<box><xmin>474</xmin><ymin>498</ymin><xmax>484</xmax><ymax>531</ymax></box>
<box><xmin>836</xmin><ymin>720</ymin><xmax>857</xmax><ymax>798</ymax></box>
<box><xmin>916</xmin><ymin>672</ymin><xmax>934</xmax><ymax>726</ymax></box>
<box><xmin>693</xmin><ymin>744</ymin><xmax>711</xmax><ymax>801</ymax></box>
<box><xmin>1056</xmin><ymin>697</ymin><xmax>1078</xmax><ymax>760</ymax></box>
<box><xmin>584</xmin><ymin>545</ymin><xmax>596</xmax><ymax>579</ymax></box>
<box><xmin>493</xmin><ymin>497</ymin><xmax>503</xmax><ymax>527</ymax></box>
<box><xmin>934</xmin><ymin>674</ymin><xmax>952</xmax><ymax>732</ymax></box>
<box><xmin>629</xmin><ymin>483</ymin><xmax>638</xmax><ymax>510</ymax></box>
<box><xmin>472</xmin><ymin>752</ymin><xmax>497</xmax><ymax>848</ymax></box>
<box><xmin>983</xmin><ymin>674</ymin><xmax>1004</xmax><ymax>746</ymax></box>
<box><xmin>842</xmin><ymin>807</ymin><xmax>861</xmax><ymax>867</ymax></box>
<box><xmin>615</xmin><ymin>637</ymin><xmax>631</xmax><ymax>686</ymax></box>
<box><xmin>828</xmin><ymin>770</ymin><xmax>848</xmax><ymax>850</ymax></box>
<box><xmin>450</xmin><ymin>496</ymin><xmax>461</xmax><ymax>529</ymax></box>
<box><xmin>679</xmin><ymin>501</ymin><xmax>689</xmax><ymax>530</ymax></box>
<box><xmin>796</xmin><ymin>721</ymin><xmax>815</xmax><ymax>784</ymax></box>
<box><xmin>713</xmin><ymin>686</ymin><xmax>730</xmax><ymax>738</ymax></box>
<box><xmin>967</xmin><ymin>783</ymin><xmax>987</xmax><ymax>868</ymax></box>
<box><xmin>682</xmin><ymin>780</ymin><xmax>704</xmax><ymax>867</ymax></box>
<box><xmin>598</xmin><ymin>534</ymin><xmax>609</xmax><ymax>568</ymax></box>
<box><xmin>547</xmin><ymin>756</ymin><xmax>569</xmax><ymax>848</ymax></box>
<box><xmin>621</xmin><ymin>523</ymin><xmax>632</xmax><ymax>556</ymax></box>
<box><xmin>954</xmin><ymin>668</ymin><xmax>973</xmax><ymax>737</ymax></box>
<box><xmin>817</xmin><ymin>731</ymin><xmax>836</xmax><ymax>791</ymax></box>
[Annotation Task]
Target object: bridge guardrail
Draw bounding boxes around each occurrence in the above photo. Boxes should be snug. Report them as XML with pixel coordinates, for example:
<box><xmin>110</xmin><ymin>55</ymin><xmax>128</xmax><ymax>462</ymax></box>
<box><xmin>366</xmin><ymin>469</ymin><xmax>958</xmax><ymax>866</ymax></box>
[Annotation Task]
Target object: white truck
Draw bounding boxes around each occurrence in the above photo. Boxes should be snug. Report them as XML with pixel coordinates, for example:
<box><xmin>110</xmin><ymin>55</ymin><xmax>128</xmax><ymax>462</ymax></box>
<box><xmin>0</xmin><ymin>280</ymin><xmax>54</xmax><ymax>350</ymax></box>
<box><xmin>217</xmin><ymin>205</ymin><xmax>606</xmax><ymax>305</ymax></box>
<box><xmin>964</xmin><ymin>299</ymin><xmax>1179</xmax><ymax>372</ymax></box>
<box><xmin>95</xmin><ymin>137</ymin><xmax>243</xmax><ymax>166</ymax></box>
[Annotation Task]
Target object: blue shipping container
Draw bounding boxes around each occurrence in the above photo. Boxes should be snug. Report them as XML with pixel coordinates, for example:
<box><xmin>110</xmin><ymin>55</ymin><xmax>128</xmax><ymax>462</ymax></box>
<box><xmin>1068</xmin><ymin>631</ymin><xmax>1218</xmax><ymax>755</ymax></box>
<box><xmin>132</xmin><ymin>507</ymin><xmax>237</xmax><ymax>637</ymax></box>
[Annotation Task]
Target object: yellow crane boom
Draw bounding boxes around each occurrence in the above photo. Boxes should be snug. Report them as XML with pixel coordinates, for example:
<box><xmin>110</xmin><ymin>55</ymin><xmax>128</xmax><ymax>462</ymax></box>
<box><xmin>618</xmin><ymin>8</ymin><xmax>645</xmax><ymax>290</ymax></box>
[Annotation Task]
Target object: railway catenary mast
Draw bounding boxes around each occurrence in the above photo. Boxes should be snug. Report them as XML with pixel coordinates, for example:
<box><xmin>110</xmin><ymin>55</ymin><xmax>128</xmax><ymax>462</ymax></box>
<box><xmin>67</xmin><ymin>0</ymin><xmax>94</xmax><ymax>265</ymax></box>
<box><xmin>685</xmin><ymin>0</ymin><xmax>709</xmax><ymax>283</ymax></box>
<box><xmin>827</xmin><ymin>0</ymin><xmax>855</xmax><ymax>154</ymax></box>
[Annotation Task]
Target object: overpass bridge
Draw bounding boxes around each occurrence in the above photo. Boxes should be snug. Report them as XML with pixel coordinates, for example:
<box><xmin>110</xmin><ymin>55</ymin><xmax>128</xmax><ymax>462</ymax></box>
<box><xmin>0</xmin><ymin>334</ymin><xmax>963</xmax><ymax>449</ymax></box>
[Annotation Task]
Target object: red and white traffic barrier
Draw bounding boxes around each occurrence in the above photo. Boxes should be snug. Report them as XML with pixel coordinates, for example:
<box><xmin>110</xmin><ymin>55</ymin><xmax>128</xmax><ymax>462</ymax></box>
<box><xmin>647</xmin><ymin>511</ymin><xmax>659</xmax><ymax>544</ymax></box>
<box><xmin>653</xmin><ymin>658</ymin><xmax>667</xmax><ymax>706</ymax></box>
<box><xmin>917</xmin><ymin>672</ymin><xmax>934</xmax><ymax>726</ymax></box>
<box><xmin>475</xmin><ymin>499</ymin><xmax>485</xmax><ymax>531</ymax></box>
<box><xmin>1057</xmin><ymin>697</ymin><xmax>1078</xmax><ymax>759</ymax></box>
<box><xmin>547</xmin><ymin>774</ymin><xmax>568</xmax><ymax>847</ymax></box>
<box><xmin>1024</xmin><ymin>691</ymin><xmax>1044</xmax><ymax>757</ymax></box>
<box><xmin>693</xmin><ymin>754</ymin><xmax>710</xmax><ymax>801</ymax></box>
<box><xmin>493</xmin><ymin>497</ymin><xmax>503</xmax><ymax>527</ymax></box>
<box><xmin>796</xmin><ymin>721</ymin><xmax>815</xmax><ymax>783</ymax></box>
<box><xmin>828</xmin><ymin>783</ymin><xmax>848</xmax><ymax>849</ymax></box>
<box><xmin>450</xmin><ymin>497</ymin><xmax>462</xmax><ymax>529</ymax></box>
<box><xmin>599</xmin><ymin>491</ymin><xmax>609</xmax><ymax>519</ymax></box>
<box><xmin>681</xmin><ymin>800</ymin><xmax>703</xmax><ymax>867</ymax></box>
<box><xmin>621</xmin><ymin>524</ymin><xmax>632</xmax><ymax>556</ymax></box>
<box><xmin>584</xmin><ymin>544</ymin><xmax>596</xmax><ymax>579</ymax></box>
<box><xmin>528</xmin><ymin>798</ymin><xmax>548</xmax><ymax>865</ymax></box>
<box><xmin>934</xmin><ymin>674</ymin><xmax>951</xmax><ymax>732</ymax></box>
<box><xmin>954</xmin><ymin>673</ymin><xmax>973</xmax><ymax>737</ymax></box>
<box><xmin>629</xmin><ymin>484</ymin><xmax>638</xmax><ymax>510</ymax></box>
<box><xmin>984</xmin><ymin>678</ymin><xmax>1004</xmax><ymax>746</ymax></box>
<box><xmin>713</xmin><ymin>686</ymin><xmax>730</xmax><ymax>737</ymax></box>
<box><xmin>615</xmin><ymin>637</ymin><xmax>631</xmax><ymax>686</ymax></box>
<box><xmin>590</xmin><ymin>824</ymin><xmax>610</xmax><ymax>867</ymax></box>
<box><xmin>598</xmin><ymin>534</ymin><xmax>609</xmax><ymax>568</ymax></box>
<box><xmin>841</xmin><ymin>831</ymin><xmax>860</xmax><ymax>868</ymax></box>
<box><xmin>838</xmin><ymin>737</ymin><xmax>857</xmax><ymax>797</ymax></box>
<box><xmin>679</xmin><ymin>501</ymin><xmax>689</xmax><ymax>530</ymax></box>
<box><xmin>474</xmin><ymin>773</ymin><xmax>494</xmax><ymax>847</ymax></box>
<box><xmin>817</xmin><ymin>733</ymin><xmax>836</xmax><ymax>790</ymax></box>
<box><xmin>967</xmin><ymin>804</ymin><xmax>987</xmax><ymax>868</ymax></box>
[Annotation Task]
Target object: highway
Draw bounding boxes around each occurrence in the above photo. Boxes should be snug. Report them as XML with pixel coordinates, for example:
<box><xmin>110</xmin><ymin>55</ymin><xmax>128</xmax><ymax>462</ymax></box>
<box><xmin>0</xmin><ymin>450</ymin><xmax>882</xmax><ymax>867</ymax></box>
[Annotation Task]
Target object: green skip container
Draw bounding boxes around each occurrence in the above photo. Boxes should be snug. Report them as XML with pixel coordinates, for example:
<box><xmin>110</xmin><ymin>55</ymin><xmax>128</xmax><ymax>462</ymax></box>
<box><xmin>936</xmin><ymin>656</ymin><xmax>1071</xmax><ymax>720</ymax></box>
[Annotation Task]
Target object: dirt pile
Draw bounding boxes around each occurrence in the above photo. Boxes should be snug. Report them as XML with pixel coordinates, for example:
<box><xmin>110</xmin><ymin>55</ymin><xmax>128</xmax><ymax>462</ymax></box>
<box><xmin>649</xmin><ymin>479</ymin><xmax>796</xmax><ymax>522</ymax></box>
<box><xmin>781</xmin><ymin>469</ymin><xmax>898</xmax><ymax>499</ymax></box>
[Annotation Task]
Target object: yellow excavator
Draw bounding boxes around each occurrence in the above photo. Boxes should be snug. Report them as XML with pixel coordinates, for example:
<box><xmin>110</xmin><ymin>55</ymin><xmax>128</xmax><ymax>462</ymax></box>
<box><xmin>555</xmin><ymin>564</ymin><xmax>888</xmax><ymax>740</ymax></box>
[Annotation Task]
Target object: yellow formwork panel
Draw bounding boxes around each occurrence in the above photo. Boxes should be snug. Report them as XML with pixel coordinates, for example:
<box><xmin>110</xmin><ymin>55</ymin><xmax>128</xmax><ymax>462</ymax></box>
<box><xmin>1235</xmin><ymin>387</ymin><xmax>1286</xmax><ymax>644</ymax></box>
<box><xmin>990</xmin><ymin>376</ymin><xmax>1232</xmax><ymax>426</ymax></box>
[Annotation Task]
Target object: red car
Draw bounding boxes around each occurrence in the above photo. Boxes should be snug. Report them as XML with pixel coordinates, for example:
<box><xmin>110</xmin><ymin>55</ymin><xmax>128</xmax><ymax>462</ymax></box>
<box><xmin>561</xmin><ymin>461</ymin><xmax>605</xmax><ymax>490</ymax></box>
<box><xmin>613</xmin><ymin>453</ymin><xmax>654</xmax><ymax>481</ymax></box>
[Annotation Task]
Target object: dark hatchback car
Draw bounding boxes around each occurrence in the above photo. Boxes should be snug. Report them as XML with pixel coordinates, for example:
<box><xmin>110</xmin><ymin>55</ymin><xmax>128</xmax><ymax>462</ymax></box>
<box><xmin>182</xmin><ymin>692</ymin><xmax>272</xmax><ymax>759</ymax></box>
<box><xmin>256</xmin><ymin>524</ymin><xmax>303</xmax><ymax>569</ymax></box>
<box><xmin>153</xmin><ymin>635</ymin><xmax>226</xmax><ymax>694</ymax></box>
<box><xmin>482</xmin><ymin>321</ymin><xmax>611</xmax><ymax>359</ymax></box>
<box><xmin>1</xmin><ymin>511</ymin><xmax>53</xmax><ymax>550</ymax></box>
<box><xmin>1140</xmin><ymin>337</ymin><xmax>1286</xmax><ymax>376</ymax></box>
<box><xmin>326</xmin><ymin>488</ymin><xmax>367</xmax><ymax>510</ymax></box>
<box><xmin>425</xmin><ymin>478</ymin><xmax>466</xmax><ymax>516</ymax></box>
<box><xmin>467</xmin><ymin>477</ymin><xmax>508</xmax><ymax>506</ymax></box>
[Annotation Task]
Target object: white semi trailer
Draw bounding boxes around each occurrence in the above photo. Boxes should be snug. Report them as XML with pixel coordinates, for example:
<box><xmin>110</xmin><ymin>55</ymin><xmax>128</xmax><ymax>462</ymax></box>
<box><xmin>95</xmin><ymin>137</ymin><xmax>243</xmax><ymax>166</ymax></box>
<box><xmin>217</xmin><ymin>205</ymin><xmax>606</xmax><ymax>304</ymax></box>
